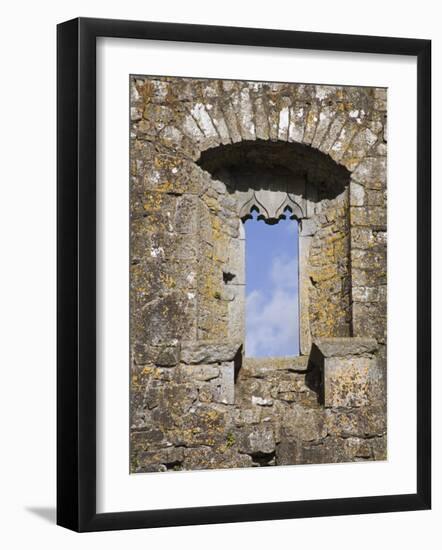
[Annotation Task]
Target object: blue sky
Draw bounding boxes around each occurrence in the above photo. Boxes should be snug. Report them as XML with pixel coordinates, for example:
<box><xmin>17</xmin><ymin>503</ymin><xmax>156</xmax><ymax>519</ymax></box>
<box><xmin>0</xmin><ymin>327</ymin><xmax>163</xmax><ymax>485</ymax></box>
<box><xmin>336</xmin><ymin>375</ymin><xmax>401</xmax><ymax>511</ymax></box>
<box><xmin>244</xmin><ymin>212</ymin><xmax>300</xmax><ymax>357</ymax></box>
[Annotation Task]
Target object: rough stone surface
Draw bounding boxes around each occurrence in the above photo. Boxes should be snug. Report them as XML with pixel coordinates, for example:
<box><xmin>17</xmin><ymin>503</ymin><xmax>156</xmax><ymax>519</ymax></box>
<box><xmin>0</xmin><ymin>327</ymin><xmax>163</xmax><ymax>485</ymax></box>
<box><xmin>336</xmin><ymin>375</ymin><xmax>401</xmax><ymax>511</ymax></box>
<box><xmin>180</xmin><ymin>341</ymin><xmax>241</xmax><ymax>364</ymax></box>
<box><xmin>130</xmin><ymin>77</ymin><xmax>387</xmax><ymax>472</ymax></box>
<box><xmin>313</xmin><ymin>337</ymin><xmax>378</xmax><ymax>358</ymax></box>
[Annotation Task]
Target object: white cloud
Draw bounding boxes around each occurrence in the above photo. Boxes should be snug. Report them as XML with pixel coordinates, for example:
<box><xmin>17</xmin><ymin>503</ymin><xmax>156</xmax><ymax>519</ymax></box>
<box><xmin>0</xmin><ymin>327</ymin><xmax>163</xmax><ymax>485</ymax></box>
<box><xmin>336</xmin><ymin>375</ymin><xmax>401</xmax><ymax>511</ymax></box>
<box><xmin>246</xmin><ymin>254</ymin><xmax>299</xmax><ymax>357</ymax></box>
<box><xmin>270</xmin><ymin>256</ymin><xmax>298</xmax><ymax>289</ymax></box>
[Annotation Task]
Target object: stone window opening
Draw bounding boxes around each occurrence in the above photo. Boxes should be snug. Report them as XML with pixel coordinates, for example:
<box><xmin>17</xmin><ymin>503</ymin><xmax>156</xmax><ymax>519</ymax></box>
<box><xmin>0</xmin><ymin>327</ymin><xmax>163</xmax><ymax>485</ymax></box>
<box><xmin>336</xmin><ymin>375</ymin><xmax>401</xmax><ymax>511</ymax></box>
<box><xmin>243</xmin><ymin>206</ymin><xmax>300</xmax><ymax>358</ymax></box>
<box><xmin>197</xmin><ymin>139</ymin><xmax>352</xmax><ymax>365</ymax></box>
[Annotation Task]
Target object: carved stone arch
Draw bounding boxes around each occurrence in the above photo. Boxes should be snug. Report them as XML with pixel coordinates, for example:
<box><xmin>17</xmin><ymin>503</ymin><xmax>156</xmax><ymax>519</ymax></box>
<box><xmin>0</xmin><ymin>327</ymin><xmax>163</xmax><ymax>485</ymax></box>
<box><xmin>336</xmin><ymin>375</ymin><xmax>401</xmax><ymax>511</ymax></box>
<box><xmin>196</xmin><ymin>139</ymin><xmax>352</xmax><ymax>355</ymax></box>
<box><xmin>238</xmin><ymin>190</ymin><xmax>304</xmax><ymax>224</ymax></box>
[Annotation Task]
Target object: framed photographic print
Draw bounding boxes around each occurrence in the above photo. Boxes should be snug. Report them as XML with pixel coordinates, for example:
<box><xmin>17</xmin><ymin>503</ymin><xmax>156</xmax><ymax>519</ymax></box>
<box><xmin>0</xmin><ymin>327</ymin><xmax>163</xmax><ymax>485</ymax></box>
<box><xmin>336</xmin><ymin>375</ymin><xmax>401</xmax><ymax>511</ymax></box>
<box><xmin>57</xmin><ymin>17</ymin><xmax>431</xmax><ymax>531</ymax></box>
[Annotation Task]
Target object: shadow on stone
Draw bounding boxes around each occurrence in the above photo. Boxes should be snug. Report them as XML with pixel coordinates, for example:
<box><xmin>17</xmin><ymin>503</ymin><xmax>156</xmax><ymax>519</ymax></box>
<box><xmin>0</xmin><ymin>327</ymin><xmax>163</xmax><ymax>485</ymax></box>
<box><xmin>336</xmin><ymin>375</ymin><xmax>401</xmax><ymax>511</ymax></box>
<box><xmin>305</xmin><ymin>354</ymin><xmax>324</xmax><ymax>406</ymax></box>
<box><xmin>233</xmin><ymin>345</ymin><xmax>243</xmax><ymax>384</ymax></box>
<box><xmin>250</xmin><ymin>451</ymin><xmax>276</xmax><ymax>466</ymax></box>
<box><xmin>197</xmin><ymin>140</ymin><xmax>351</xmax><ymax>203</ymax></box>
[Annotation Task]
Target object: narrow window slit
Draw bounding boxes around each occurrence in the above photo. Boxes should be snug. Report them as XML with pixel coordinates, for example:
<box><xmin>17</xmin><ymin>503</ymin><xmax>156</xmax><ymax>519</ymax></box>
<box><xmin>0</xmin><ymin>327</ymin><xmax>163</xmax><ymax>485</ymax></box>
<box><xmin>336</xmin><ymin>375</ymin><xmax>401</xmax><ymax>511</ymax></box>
<box><xmin>244</xmin><ymin>209</ymin><xmax>300</xmax><ymax>358</ymax></box>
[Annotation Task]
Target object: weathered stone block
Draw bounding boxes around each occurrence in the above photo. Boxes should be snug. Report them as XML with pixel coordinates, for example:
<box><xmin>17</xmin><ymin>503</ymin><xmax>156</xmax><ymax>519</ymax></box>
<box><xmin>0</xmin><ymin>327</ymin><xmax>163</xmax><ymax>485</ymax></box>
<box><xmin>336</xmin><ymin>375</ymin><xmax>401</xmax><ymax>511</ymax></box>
<box><xmin>299</xmin><ymin>218</ymin><xmax>317</xmax><ymax>236</ymax></box>
<box><xmin>217</xmin><ymin>363</ymin><xmax>235</xmax><ymax>405</ymax></box>
<box><xmin>311</xmin><ymin>338</ymin><xmax>379</xmax><ymax>408</ymax></box>
<box><xmin>311</xmin><ymin>106</ymin><xmax>337</xmax><ymax>149</ymax></box>
<box><xmin>352</xmin><ymin>302</ymin><xmax>387</xmax><ymax>342</ymax></box>
<box><xmin>314</xmin><ymin>337</ymin><xmax>378</xmax><ymax>358</ymax></box>
<box><xmin>142</xmin><ymin>292</ymin><xmax>197</xmax><ymax>344</ymax></box>
<box><xmin>171</xmin><ymin>404</ymin><xmax>227</xmax><ymax>447</ymax></box>
<box><xmin>351</xmin><ymin>267</ymin><xmax>385</xmax><ymax>287</ymax></box>
<box><xmin>351</xmin><ymin>206</ymin><xmax>387</xmax><ymax>228</ymax></box>
<box><xmin>233</xmin><ymin>408</ymin><xmax>262</xmax><ymax>426</ymax></box>
<box><xmin>319</xmin><ymin>113</ymin><xmax>346</xmax><ymax>154</ymax></box>
<box><xmin>180</xmin><ymin>341</ymin><xmax>241</xmax><ymax>364</ymax></box>
<box><xmin>155</xmin><ymin>342</ymin><xmax>181</xmax><ymax>366</ymax></box>
<box><xmin>281</xmin><ymin>405</ymin><xmax>327</xmax><ymax>441</ymax></box>
<box><xmin>227</xmin><ymin>284</ymin><xmax>245</xmax><ymax>339</ymax></box>
<box><xmin>303</xmin><ymin>103</ymin><xmax>320</xmax><ymax>144</ymax></box>
<box><xmin>180</xmin><ymin>364</ymin><xmax>220</xmax><ymax>381</ymax></box>
<box><xmin>352</xmin><ymin>286</ymin><xmax>379</xmax><ymax>303</ymax></box>
<box><xmin>130</xmin><ymin>429</ymin><xmax>167</xmax><ymax>456</ymax></box>
<box><xmin>241</xmin><ymin>356</ymin><xmax>309</xmax><ymax>377</ymax></box>
<box><xmin>238</xmin><ymin>425</ymin><xmax>276</xmax><ymax>455</ymax></box>
<box><xmin>276</xmin><ymin>438</ymin><xmax>298</xmax><ymax>465</ymax></box>
<box><xmin>183</xmin><ymin>446</ymin><xmax>252</xmax><ymax>470</ymax></box>
<box><xmin>341</xmin><ymin>127</ymin><xmax>378</xmax><ymax>170</ymax></box>
<box><xmin>325</xmin><ymin>406</ymin><xmax>386</xmax><ymax>438</ymax></box>
<box><xmin>325</xmin><ymin>356</ymin><xmax>376</xmax><ymax>408</ymax></box>
<box><xmin>225</xmin><ymin>235</ymin><xmax>245</xmax><ymax>284</ymax></box>
<box><xmin>174</xmin><ymin>195</ymin><xmax>199</xmax><ymax>234</ymax></box>
<box><xmin>132</xmin><ymin>445</ymin><xmax>185</xmax><ymax>473</ymax></box>
<box><xmin>352</xmin><ymin>157</ymin><xmax>386</xmax><ymax>187</ymax></box>
<box><xmin>351</xmin><ymin>247</ymin><xmax>386</xmax><ymax>269</ymax></box>
<box><xmin>235</xmin><ymin>376</ymin><xmax>273</xmax><ymax>408</ymax></box>
<box><xmin>330</xmin><ymin>122</ymin><xmax>358</xmax><ymax>162</ymax></box>
<box><xmin>350</xmin><ymin>180</ymin><xmax>365</xmax><ymax>206</ymax></box>
<box><xmin>288</xmin><ymin>103</ymin><xmax>307</xmax><ymax>143</ymax></box>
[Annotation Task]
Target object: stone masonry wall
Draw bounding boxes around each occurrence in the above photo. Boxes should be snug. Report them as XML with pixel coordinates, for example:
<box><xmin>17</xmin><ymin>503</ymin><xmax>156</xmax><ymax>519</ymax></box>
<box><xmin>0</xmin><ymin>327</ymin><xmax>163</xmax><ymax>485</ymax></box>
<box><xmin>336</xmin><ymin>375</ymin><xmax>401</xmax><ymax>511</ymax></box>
<box><xmin>130</xmin><ymin>76</ymin><xmax>387</xmax><ymax>472</ymax></box>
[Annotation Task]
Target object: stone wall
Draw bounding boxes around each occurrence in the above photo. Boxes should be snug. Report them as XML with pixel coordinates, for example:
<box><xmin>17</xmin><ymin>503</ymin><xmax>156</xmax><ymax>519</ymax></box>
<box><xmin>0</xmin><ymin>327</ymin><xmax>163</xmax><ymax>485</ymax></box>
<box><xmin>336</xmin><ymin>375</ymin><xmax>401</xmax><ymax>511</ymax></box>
<box><xmin>130</xmin><ymin>76</ymin><xmax>387</xmax><ymax>472</ymax></box>
<box><xmin>131</xmin><ymin>338</ymin><xmax>386</xmax><ymax>472</ymax></box>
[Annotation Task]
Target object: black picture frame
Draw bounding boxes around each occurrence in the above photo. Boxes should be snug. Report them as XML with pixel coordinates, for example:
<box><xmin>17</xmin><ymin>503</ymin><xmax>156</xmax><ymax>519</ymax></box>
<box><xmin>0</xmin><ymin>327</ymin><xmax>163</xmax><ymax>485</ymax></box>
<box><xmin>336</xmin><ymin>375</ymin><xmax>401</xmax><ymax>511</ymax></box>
<box><xmin>57</xmin><ymin>17</ymin><xmax>431</xmax><ymax>532</ymax></box>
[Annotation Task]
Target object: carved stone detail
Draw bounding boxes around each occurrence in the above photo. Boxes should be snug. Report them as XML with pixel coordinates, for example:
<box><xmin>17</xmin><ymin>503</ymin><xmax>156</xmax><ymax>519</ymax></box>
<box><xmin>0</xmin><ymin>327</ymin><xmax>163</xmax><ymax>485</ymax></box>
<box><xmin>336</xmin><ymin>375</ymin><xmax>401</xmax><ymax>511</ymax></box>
<box><xmin>239</xmin><ymin>188</ymin><xmax>304</xmax><ymax>224</ymax></box>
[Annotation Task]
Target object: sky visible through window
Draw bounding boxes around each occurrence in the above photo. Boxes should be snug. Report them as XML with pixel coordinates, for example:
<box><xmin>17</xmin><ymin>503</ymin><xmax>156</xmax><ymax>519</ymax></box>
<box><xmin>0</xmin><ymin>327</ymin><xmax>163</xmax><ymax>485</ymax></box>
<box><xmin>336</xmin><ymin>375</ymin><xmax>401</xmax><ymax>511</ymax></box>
<box><xmin>244</xmin><ymin>211</ymin><xmax>300</xmax><ymax>357</ymax></box>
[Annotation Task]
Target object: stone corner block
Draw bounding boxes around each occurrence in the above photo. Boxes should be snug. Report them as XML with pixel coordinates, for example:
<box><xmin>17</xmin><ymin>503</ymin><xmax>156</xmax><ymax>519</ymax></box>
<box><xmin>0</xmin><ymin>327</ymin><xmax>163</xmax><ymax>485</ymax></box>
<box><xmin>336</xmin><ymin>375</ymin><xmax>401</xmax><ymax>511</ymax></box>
<box><xmin>323</xmin><ymin>355</ymin><xmax>378</xmax><ymax>408</ymax></box>
<box><xmin>310</xmin><ymin>337</ymin><xmax>381</xmax><ymax>409</ymax></box>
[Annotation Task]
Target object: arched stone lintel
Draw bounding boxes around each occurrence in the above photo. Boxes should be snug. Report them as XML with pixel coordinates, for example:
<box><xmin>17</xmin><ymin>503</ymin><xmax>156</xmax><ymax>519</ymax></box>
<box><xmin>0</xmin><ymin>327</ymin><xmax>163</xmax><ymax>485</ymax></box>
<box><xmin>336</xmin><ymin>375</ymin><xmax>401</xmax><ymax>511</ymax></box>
<box><xmin>196</xmin><ymin>138</ymin><xmax>353</xmax><ymax>355</ymax></box>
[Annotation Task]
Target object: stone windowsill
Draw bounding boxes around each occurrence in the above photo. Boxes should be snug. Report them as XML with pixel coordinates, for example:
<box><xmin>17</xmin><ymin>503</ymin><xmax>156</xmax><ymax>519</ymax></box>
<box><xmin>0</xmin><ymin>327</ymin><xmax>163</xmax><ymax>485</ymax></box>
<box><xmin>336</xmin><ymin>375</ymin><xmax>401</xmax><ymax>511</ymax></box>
<box><xmin>242</xmin><ymin>356</ymin><xmax>309</xmax><ymax>377</ymax></box>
